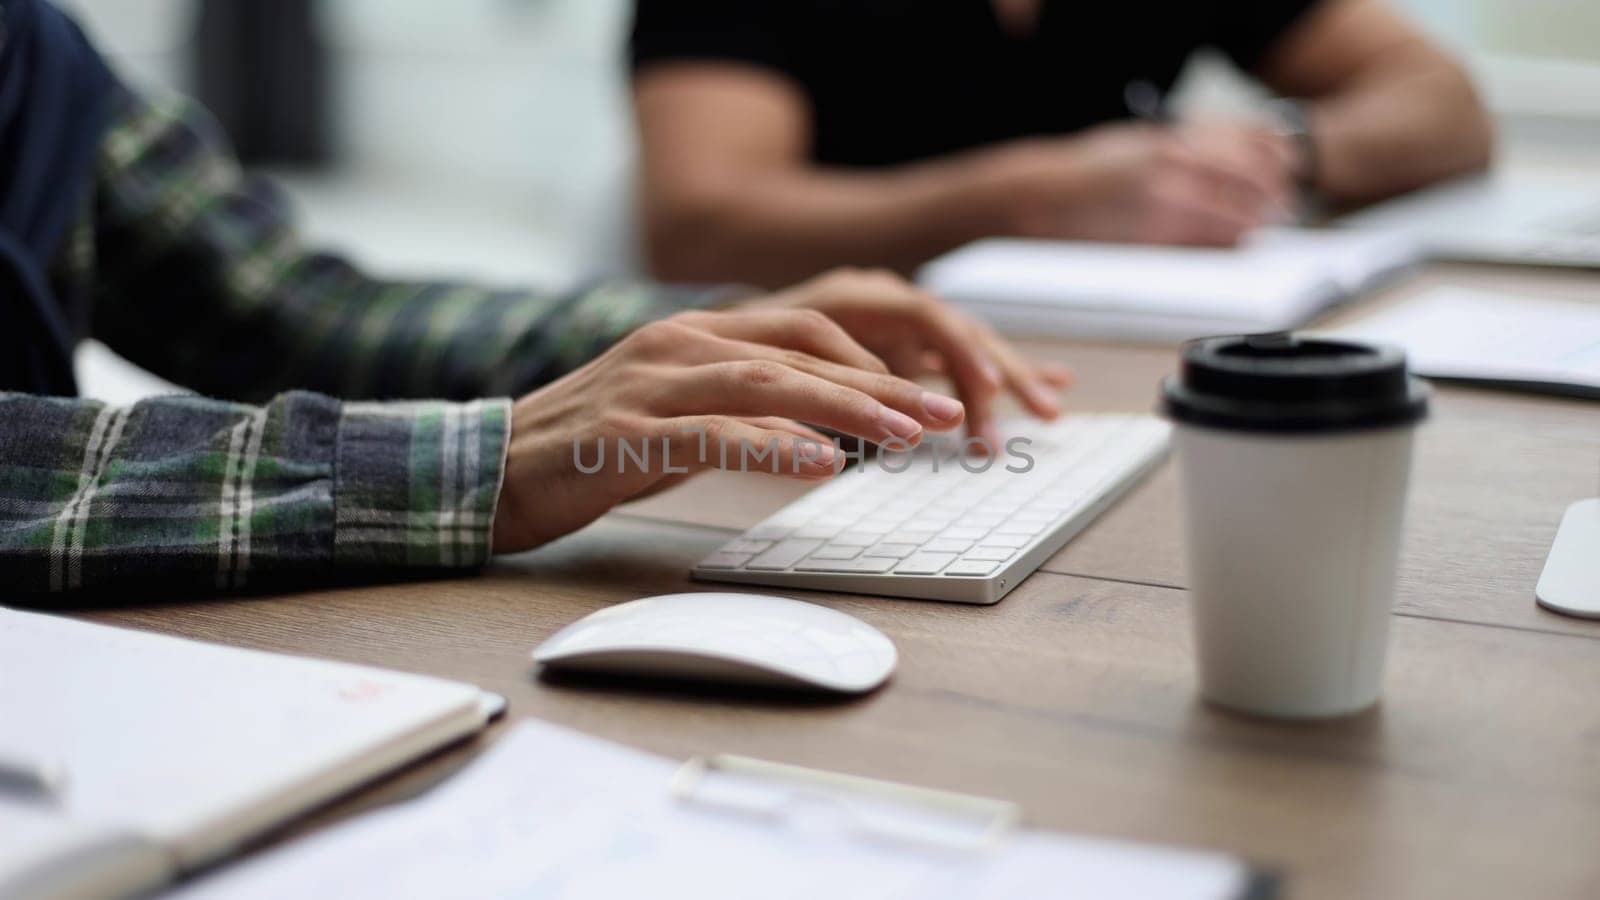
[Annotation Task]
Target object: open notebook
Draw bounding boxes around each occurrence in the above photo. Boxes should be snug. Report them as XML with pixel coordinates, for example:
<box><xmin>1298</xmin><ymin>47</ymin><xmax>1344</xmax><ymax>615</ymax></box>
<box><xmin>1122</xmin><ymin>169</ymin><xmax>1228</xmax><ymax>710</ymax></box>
<box><xmin>919</xmin><ymin>227</ymin><xmax>1419</xmax><ymax>342</ymax></box>
<box><xmin>0</xmin><ymin>607</ymin><xmax>496</xmax><ymax>900</ymax></box>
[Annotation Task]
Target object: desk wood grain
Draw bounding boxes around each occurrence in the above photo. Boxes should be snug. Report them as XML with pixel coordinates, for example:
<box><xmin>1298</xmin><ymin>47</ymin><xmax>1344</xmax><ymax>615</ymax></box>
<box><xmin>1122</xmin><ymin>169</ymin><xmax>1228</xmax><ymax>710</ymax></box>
<box><xmin>81</xmin><ymin>516</ymin><xmax>1600</xmax><ymax>900</ymax></box>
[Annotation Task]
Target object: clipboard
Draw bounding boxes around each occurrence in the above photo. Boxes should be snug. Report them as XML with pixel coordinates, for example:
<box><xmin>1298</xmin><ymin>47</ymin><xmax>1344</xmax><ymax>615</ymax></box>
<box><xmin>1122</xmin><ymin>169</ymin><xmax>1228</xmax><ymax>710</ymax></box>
<box><xmin>670</xmin><ymin>753</ymin><xmax>1280</xmax><ymax>900</ymax></box>
<box><xmin>671</xmin><ymin>754</ymin><xmax>1022</xmax><ymax>853</ymax></box>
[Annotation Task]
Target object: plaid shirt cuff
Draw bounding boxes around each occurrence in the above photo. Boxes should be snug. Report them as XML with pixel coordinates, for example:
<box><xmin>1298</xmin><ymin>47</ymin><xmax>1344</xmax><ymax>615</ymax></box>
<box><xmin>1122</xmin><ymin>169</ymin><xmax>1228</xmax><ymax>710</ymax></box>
<box><xmin>334</xmin><ymin>398</ymin><xmax>511</xmax><ymax>569</ymax></box>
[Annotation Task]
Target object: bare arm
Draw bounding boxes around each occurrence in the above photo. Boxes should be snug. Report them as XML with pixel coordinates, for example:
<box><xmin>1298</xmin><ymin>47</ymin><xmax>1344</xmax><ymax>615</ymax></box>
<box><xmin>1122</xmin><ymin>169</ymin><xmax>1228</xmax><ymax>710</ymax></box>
<box><xmin>634</xmin><ymin>64</ymin><xmax>1027</xmax><ymax>288</ymax></box>
<box><xmin>634</xmin><ymin>64</ymin><xmax>1283</xmax><ymax>285</ymax></box>
<box><xmin>1258</xmin><ymin>0</ymin><xmax>1494</xmax><ymax>204</ymax></box>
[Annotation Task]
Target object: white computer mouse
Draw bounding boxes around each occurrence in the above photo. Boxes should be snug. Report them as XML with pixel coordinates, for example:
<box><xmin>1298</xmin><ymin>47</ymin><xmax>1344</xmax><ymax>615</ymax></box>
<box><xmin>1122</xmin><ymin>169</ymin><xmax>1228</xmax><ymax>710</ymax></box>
<box><xmin>532</xmin><ymin>592</ymin><xmax>897</xmax><ymax>693</ymax></box>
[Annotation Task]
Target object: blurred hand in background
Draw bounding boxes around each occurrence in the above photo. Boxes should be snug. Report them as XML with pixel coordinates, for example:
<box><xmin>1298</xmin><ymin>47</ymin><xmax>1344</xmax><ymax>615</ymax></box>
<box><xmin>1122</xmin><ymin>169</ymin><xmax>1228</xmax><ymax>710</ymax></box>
<box><xmin>997</xmin><ymin>121</ymin><xmax>1299</xmax><ymax>247</ymax></box>
<box><xmin>632</xmin><ymin>0</ymin><xmax>1492</xmax><ymax>288</ymax></box>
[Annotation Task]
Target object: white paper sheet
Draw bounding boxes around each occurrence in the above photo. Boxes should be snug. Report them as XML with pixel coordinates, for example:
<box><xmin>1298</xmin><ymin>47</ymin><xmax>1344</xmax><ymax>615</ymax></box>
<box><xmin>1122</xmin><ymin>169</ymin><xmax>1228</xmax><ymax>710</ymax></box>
<box><xmin>918</xmin><ymin>227</ymin><xmax>1418</xmax><ymax>341</ymax></box>
<box><xmin>166</xmin><ymin>721</ymin><xmax>1255</xmax><ymax>900</ymax></box>
<box><xmin>0</xmin><ymin>607</ymin><xmax>487</xmax><ymax>869</ymax></box>
<box><xmin>1330</xmin><ymin>287</ymin><xmax>1600</xmax><ymax>396</ymax></box>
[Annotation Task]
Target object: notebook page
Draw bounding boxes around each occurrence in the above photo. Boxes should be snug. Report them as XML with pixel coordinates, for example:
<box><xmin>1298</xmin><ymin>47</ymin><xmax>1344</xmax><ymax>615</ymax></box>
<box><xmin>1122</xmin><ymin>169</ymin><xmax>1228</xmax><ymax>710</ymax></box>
<box><xmin>1329</xmin><ymin>287</ymin><xmax>1600</xmax><ymax>393</ymax></box>
<box><xmin>169</xmin><ymin>720</ymin><xmax>1252</xmax><ymax>900</ymax></box>
<box><xmin>0</xmin><ymin>608</ymin><xmax>487</xmax><ymax>869</ymax></box>
<box><xmin>1249</xmin><ymin>228</ymin><xmax>1421</xmax><ymax>297</ymax></box>
<box><xmin>922</xmin><ymin>238</ymin><xmax>1330</xmax><ymax>318</ymax></box>
<box><xmin>918</xmin><ymin>227</ymin><xmax>1412</xmax><ymax>340</ymax></box>
<box><xmin>0</xmin><ymin>803</ymin><xmax>169</xmax><ymax>900</ymax></box>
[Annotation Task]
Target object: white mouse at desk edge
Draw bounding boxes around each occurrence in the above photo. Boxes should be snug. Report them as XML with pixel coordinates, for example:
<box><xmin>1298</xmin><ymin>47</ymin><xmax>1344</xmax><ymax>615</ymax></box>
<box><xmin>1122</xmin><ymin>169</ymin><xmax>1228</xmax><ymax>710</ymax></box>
<box><xmin>532</xmin><ymin>592</ymin><xmax>897</xmax><ymax>693</ymax></box>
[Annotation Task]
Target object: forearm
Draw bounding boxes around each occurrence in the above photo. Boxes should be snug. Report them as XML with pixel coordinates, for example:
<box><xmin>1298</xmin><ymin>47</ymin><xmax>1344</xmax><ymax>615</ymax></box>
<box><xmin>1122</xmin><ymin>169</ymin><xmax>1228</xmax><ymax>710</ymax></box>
<box><xmin>643</xmin><ymin>149</ymin><xmax>1019</xmax><ymax>288</ymax></box>
<box><xmin>82</xmin><ymin>88</ymin><xmax>723</xmax><ymax>403</ymax></box>
<box><xmin>0</xmin><ymin>391</ymin><xmax>508</xmax><ymax>598</ymax></box>
<box><xmin>1308</xmin><ymin>54</ymin><xmax>1494</xmax><ymax>204</ymax></box>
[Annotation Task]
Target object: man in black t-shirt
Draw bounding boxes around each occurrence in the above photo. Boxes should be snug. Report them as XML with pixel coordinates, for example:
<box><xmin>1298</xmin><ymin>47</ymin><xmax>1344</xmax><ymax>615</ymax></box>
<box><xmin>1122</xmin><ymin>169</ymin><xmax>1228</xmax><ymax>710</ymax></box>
<box><xmin>629</xmin><ymin>0</ymin><xmax>1492</xmax><ymax>287</ymax></box>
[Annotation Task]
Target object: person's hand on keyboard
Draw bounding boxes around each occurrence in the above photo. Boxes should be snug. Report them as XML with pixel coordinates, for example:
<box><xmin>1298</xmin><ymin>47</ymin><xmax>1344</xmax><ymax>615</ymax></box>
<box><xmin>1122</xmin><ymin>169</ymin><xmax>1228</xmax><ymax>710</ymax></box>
<box><xmin>491</xmin><ymin>307</ymin><xmax>968</xmax><ymax>553</ymax></box>
<box><xmin>741</xmin><ymin>268</ymin><xmax>1073</xmax><ymax>449</ymax></box>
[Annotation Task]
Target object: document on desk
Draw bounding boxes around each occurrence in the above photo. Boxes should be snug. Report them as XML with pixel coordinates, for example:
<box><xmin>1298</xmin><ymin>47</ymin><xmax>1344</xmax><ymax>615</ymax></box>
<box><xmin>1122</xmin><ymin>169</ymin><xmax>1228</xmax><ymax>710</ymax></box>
<box><xmin>918</xmin><ymin>226</ymin><xmax>1419</xmax><ymax>342</ymax></box>
<box><xmin>1330</xmin><ymin>287</ymin><xmax>1600</xmax><ymax>398</ymax></box>
<box><xmin>169</xmin><ymin>720</ymin><xmax>1268</xmax><ymax>900</ymax></box>
<box><xmin>0</xmin><ymin>606</ymin><xmax>496</xmax><ymax>900</ymax></box>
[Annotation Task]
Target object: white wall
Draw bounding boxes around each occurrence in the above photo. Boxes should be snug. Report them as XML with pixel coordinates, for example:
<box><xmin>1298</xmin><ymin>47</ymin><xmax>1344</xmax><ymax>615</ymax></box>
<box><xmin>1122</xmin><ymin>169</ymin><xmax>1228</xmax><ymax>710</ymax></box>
<box><xmin>66</xmin><ymin>0</ymin><xmax>638</xmax><ymax>284</ymax></box>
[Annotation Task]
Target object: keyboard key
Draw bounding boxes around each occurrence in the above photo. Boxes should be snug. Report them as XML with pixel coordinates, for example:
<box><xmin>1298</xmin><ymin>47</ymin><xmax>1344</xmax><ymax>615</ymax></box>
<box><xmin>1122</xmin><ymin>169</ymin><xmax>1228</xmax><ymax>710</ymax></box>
<box><xmin>863</xmin><ymin>542</ymin><xmax>919</xmax><ymax>559</ymax></box>
<box><xmin>698</xmin><ymin>551</ymin><xmax>753</xmax><ymax>569</ymax></box>
<box><xmin>795</xmin><ymin>555</ymin><xmax>898</xmax><ymax>573</ymax></box>
<box><xmin>980</xmin><ymin>534</ymin><xmax>1030</xmax><ymax>549</ymax></box>
<box><xmin>720</xmin><ymin>539</ymin><xmax>773</xmax><ymax>554</ymax></box>
<box><xmin>895</xmin><ymin>552</ymin><xmax>957</xmax><ymax>574</ymax></box>
<box><xmin>745</xmin><ymin>539</ymin><xmax>824</xmax><ymax>570</ymax></box>
<box><xmin>690</xmin><ymin>415</ymin><xmax>1172</xmax><ymax>602</ymax></box>
<box><xmin>831</xmin><ymin>531</ymin><xmax>885</xmax><ymax>546</ymax></box>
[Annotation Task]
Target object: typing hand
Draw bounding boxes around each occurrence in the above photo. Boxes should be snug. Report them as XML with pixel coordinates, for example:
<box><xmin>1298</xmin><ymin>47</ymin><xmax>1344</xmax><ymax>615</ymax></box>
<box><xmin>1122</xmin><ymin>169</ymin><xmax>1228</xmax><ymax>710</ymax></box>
<box><xmin>999</xmin><ymin>121</ymin><xmax>1295</xmax><ymax>247</ymax></box>
<box><xmin>491</xmin><ymin>307</ymin><xmax>966</xmax><ymax>553</ymax></box>
<box><xmin>740</xmin><ymin>268</ymin><xmax>1073</xmax><ymax>449</ymax></box>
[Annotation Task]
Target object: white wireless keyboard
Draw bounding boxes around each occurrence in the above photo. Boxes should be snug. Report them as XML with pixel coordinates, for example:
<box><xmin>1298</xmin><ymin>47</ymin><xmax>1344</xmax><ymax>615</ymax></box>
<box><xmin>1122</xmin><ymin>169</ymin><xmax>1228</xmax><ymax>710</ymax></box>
<box><xmin>692</xmin><ymin>414</ymin><xmax>1171</xmax><ymax>604</ymax></box>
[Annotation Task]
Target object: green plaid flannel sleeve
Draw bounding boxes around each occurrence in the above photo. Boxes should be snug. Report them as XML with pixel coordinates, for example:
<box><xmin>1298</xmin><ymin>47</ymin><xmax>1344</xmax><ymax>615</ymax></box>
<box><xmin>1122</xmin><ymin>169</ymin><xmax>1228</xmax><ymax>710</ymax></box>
<box><xmin>9</xmin><ymin>83</ymin><xmax>737</xmax><ymax>597</ymax></box>
<box><xmin>0</xmin><ymin>391</ymin><xmax>510</xmax><ymax>598</ymax></box>
<box><xmin>66</xmin><ymin>86</ymin><xmax>726</xmax><ymax>404</ymax></box>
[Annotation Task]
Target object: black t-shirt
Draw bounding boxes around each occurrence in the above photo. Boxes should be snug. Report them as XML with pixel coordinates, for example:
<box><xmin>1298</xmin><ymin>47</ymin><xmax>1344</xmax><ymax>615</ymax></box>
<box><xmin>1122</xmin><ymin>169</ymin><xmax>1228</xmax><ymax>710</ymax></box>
<box><xmin>631</xmin><ymin>0</ymin><xmax>1319</xmax><ymax>168</ymax></box>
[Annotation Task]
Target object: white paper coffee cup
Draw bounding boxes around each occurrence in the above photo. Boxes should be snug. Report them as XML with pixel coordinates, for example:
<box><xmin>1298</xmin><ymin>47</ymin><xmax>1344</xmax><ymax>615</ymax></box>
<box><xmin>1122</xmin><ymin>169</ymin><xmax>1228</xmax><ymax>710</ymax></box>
<box><xmin>1161</xmin><ymin>334</ymin><xmax>1429</xmax><ymax>719</ymax></box>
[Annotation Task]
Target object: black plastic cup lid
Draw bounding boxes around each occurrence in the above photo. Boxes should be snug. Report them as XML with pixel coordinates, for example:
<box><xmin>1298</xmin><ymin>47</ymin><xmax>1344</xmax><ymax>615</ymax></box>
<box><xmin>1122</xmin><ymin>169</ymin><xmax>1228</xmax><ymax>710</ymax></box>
<box><xmin>1161</xmin><ymin>332</ymin><xmax>1429</xmax><ymax>433</ymax></box>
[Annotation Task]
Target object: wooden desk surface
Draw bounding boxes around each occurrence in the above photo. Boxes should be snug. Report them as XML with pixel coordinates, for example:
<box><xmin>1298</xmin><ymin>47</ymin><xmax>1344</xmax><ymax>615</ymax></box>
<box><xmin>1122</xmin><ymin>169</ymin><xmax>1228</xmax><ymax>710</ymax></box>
<box><xmin>78</xmin><ymin>262</ymin><xmax>1599</xmax><ymax>900</ymax></box>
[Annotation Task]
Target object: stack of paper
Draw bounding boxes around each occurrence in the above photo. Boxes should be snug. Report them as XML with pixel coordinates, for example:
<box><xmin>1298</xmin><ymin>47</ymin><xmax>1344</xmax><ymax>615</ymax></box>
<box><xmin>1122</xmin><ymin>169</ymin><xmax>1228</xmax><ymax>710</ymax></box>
<box><xmin>919</xmin><ymin>227</ymin><xmax>1419</xmax><ymax>342</ymax></box>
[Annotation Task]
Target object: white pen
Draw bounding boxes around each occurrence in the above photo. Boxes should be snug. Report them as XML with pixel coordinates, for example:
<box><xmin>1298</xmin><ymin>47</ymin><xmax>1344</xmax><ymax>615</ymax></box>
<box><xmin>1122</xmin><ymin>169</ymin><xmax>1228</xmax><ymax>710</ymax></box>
<box><xmin>0</xmin><ymin>749</ymin><xmax>67</xmax><ymax>803</ymax></box>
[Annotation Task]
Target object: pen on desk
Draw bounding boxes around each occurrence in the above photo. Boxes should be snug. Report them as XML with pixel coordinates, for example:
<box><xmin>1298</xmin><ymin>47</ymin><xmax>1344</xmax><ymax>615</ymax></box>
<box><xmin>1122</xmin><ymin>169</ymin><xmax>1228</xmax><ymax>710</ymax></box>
<box><xmin>0</xmin><ymin>750</ymin><xmax>67</xmax><ymax>803</ymax></box>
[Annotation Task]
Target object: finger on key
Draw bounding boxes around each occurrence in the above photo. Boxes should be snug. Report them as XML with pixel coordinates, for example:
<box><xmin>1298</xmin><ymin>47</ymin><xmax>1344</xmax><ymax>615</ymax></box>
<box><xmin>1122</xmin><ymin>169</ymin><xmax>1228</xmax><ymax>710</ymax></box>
<box><xmin>677</xmin><ymin>338</ymin><xmax>966</xmax><ymax>434</ymax></box>
<box><xmin>667</xmin><ymin>361</ymin><xmax>931</xmax><ymax>448</ymax></box>
<box><xmin>665</xmin><ymin>415</ymin><xmax>839</xmax><ymax>479</ymax></box>
<box><xmin>675</xmin><ymin>308</ymin><xmax>890</xmax><ymax>374</ymax></box>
